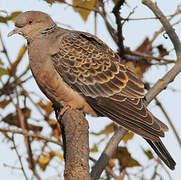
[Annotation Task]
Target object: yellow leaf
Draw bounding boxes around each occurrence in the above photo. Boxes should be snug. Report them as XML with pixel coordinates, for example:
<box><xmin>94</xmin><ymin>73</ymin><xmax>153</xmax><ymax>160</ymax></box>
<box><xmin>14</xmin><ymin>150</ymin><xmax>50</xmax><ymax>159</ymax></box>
<box><xmin>9</xmin><ymin>45</ymin><xmax>27</xmax><ymax>76</ymax></box>
<box><xmin>91</xmin><ymin>123</ymin><xmax>114</xmax><ymax>136</ymax></box>
<box><xmin>73</xmin><ymin>0</ymin><xmax>96</xmax><ymax>21</ymax></box>
<box><xmin>90</xmin><ymin>143</ymin><xmax>98</xmax><ymax>153</ymax></box>
<box><xmin>0</xmin><ymin>16</ymin><xmax>7</xmax><ymax>24</ymax></box>
<box><xmin>123</xmin><ymin>132</ymin><xmax>134</xmax><ymax>144</ymax></box>
<box><xmin>54</xmin><ymin>152</ymin><xmax>64</xmax><ymax>161</ymax></box>
<box><xmin>9</xmin><ymin>11</ymin><xmax>22</xmax><ymax>22</ymax></box>
<box><xmin>38</xmin><ymin>155</ymin><xmax>51</xmax><ymax>171</ymax></box>
<box><xmin>49</xmin><ymin>151</ymin><xmax>64</xmax><ymax>161</ymax></box>
<box><xmin>0</xmin><ymin>11</ymin><xmax>21</xmax><ymax>24</ymax></box>
<box><xmin>15</xmin><ymin>45</ymin><xmax>27</xmax><ymax>65</ymax></box>
<box><xmin>0</xmin><ymin>99</ymin><xmax>11</xmax><ymax>109</ymax></box>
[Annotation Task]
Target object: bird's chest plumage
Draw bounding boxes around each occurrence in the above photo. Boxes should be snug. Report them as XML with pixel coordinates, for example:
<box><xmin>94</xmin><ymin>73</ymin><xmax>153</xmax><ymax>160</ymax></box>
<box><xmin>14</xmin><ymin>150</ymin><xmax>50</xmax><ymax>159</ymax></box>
<box><xmin>27</xmin><ymin>39</ymin><xmax>94</xmax><ymax>115</ymax></box>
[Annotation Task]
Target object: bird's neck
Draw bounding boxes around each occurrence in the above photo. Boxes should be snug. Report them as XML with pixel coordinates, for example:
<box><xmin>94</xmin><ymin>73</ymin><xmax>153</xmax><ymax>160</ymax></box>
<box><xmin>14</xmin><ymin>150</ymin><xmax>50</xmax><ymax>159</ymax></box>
<box><xmin>40</xmin><ymin>24</ymin><xmax>57</xmax><ymax>36</ymax></box>
<box><xmin>27</xmin><ymin>24</ymin><xmax>57</xmax><ymax>43</ymax></box>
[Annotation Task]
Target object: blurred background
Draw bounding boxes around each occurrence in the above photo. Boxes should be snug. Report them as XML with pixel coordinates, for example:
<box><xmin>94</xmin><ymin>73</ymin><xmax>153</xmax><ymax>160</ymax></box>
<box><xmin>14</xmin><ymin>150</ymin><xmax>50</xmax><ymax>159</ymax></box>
<box><xmin>0</xmin><ymin>0</ymin><xmax>181</xmax><ymax>179</ymax></box>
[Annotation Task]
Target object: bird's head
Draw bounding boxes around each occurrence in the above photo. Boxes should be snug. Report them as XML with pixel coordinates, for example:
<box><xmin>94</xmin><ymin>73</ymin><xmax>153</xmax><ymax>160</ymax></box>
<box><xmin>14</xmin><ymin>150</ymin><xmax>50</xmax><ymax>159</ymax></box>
<box><xmin>8</xmin><ymin>11</ymin><xmax>56</xmax><ymax>41</ymax></box>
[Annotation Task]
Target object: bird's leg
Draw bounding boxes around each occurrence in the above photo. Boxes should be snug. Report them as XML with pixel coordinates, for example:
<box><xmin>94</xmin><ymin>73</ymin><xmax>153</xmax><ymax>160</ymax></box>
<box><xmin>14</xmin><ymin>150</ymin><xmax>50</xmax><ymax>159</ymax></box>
<box><xmin>58</xmin><ymin>105</ymin><xmax>71</xmax><ymax>119</ymax></box>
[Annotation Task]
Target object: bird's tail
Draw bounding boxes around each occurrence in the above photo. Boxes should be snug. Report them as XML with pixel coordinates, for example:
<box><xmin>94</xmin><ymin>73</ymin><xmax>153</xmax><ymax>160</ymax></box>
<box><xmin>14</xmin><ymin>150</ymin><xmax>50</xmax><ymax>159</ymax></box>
<box><xmin>145</xmin><ymin>139</ymin><xmax>176</xmax><ymax>170</ymax></box>
<box><xmin>87</xmin><ymin>96</ymin><xmax>176</xmax><ymax>170</ymax></box>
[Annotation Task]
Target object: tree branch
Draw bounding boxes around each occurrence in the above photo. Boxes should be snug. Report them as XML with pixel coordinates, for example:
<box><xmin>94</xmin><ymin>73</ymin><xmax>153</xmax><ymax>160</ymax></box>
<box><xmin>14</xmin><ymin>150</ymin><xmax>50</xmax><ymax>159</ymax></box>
<box><xmin>0</xmin><ymin>128</ymin><xmax>62</xmax><ymax>146</ymax></box>
<box><xmin>91</xmin><ymin>126</ymin><xmax>127</xmax><ymax>180</ymax></box>
<box><xmin>155</xmin><ymin>97</ymin><xmax>181</xmax><ymax>148</ymax></box>
<box><xmin>112</xmin><ymin>0</ymin><xmax>125</xmax><ymax>56</ymax></box>
<box><xmin>59</xmin><ymin>109</ymin><xmax>90</xmax><ymax>180</ymax></box>
<box><xmin>91</xmin><ymin>1</ymin><xmax>181</xmax><ymax>179</ymax></box>
<box><xmin>142</xmin><ymin>0</ymin><xmax>181</xmax><ymax>105</ymax></box>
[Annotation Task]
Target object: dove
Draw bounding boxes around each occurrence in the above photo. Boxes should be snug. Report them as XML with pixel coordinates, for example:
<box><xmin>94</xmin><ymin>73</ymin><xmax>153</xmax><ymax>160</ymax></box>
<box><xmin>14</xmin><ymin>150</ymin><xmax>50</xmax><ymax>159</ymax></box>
<box><xmin>8</xmin><ymin>11</ymin><xmax>176</xmax><ymax>170</ymax></box>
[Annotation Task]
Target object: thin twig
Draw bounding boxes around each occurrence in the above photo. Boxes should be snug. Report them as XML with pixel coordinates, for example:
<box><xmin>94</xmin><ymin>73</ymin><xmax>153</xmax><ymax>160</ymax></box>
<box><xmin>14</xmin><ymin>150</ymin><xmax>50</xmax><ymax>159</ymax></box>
<box><xmin>155</xmin><ymin>97</ymin><xmax>181</xmax><ymax>148</ymax></box>
<box><xmin>142</xmin><ymin>0</ymin><xmax>181</xmax><ymax>105</ymax></box>
<box><xmin>12</xmin><ymin>135</ymin><xmax>28</xmax><ymax>180</ymax></box>
<box><xmin>129</xmin><ymin>51</ymin><xmax>176</xmax><ymax>63</ymax></box>
<box><xmin>0</xmin><ymin>128</ymin><xmax>62</xmax><ymax>146</ymax></box>
<box><xmin>91</xmin><ymin>1</ymin><xmax>181</xmax><ymax>179</ymax></box>
<box><xmin>15</xmin><ymin>89</ymin><xmax>41</xmax><ymax>180</ymax></box>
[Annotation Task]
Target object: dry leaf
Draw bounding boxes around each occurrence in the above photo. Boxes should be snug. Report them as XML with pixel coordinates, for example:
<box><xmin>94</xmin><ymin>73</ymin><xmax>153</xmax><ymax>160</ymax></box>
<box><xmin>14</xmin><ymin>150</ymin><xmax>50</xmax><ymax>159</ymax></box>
<box><xmin>157</xmin><ymin>44</ymin><xmax>169</xmax><ymax>57</ymax></box>
<box><xmin>44</xmin><ymin>0</ymin><xmax>64</xmax><ymax>4</ymax></box>
<box><xmin>142</xmin><ymin>148</ymin><xmax>154</xmax><ymax>160</ymax></box>
<box><xmin>49</xmin><ymin>151</ymin><xmax>64</xmax><ymax>161</ymax></box>
<box><xmin>73</xmin><ymin>0</ymin><xmax>96</xmax><ymax>21</ymax></box>
<box><xmin>48</xmin><ymin>119</ymin><xmax>61</xmax><ymax>139</ymax></box>
<box><xmin>123</xmin><ymin>132</ymin><xmax>134</xmax><ymax>144</ymax></box>
<box><xmin>91</xmin><ymin>123</ymin><xmax>114</xmax><ymax>136</ymax></box>
<box><xmin>3</xmin><ymin>108</ymin><xmax>42</xmax><ymax>132</ymax></box>
<box><xmin>9</xmin><ymin>45</ymin><xmax>27</xmax><ymax>76</ymax></box>
<box><xmin>108</xmin><ymin>158</ymin><xmax>116</xmax><ymax>169</ymax></box>
<box><xmin>38</xmin><ymin>100</ymin><xmax>53</xmax><ymax>116</ymax></box>
<box><xmin>38</xmin><ymin>154</ymin><xmax>51</xmax><ymax>171</ymax></box>
<box><xmin>0</xmin><ymin>67</ymin><xmax>8</xmax><ymax>78</ymax></box>
<box><xmin>9</xmin><ymin>11</ymin><xmax>22</xmax><ymax>22</ymax></box>
<box><xmin>0</xmin><ymin>11</ymin><xmax>21</xmax><ymax>24</ymax></box>
<box><xmin>90</xmin><ymin>143</ymin><xmax>98</xmax><ymax>153</ymax></box>
<box><xmin>0</xmin><ymin>99</ymin><xmax>11</xmax><ymax>109</ymax></box>
<box><xmin>112</xmin><ymin>146</ymin><xmax>141</xmax><ymax>169</ymax></box>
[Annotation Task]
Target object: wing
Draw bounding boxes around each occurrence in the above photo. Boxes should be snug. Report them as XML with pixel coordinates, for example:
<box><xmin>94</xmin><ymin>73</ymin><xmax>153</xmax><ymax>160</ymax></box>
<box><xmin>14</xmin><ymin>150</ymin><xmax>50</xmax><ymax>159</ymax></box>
<box><xmin>50</xmin><ymin>30</ymin><xmax>176</xmax><ymax>170</ymax></box>
<box><xmin>51</xmin><ymin>30</ymin><xmax>165</xmax><ymax>140</ymax></box>
<box><xmin>51</xmin><ymin>31</ymin><xmax>145</xmax><ymax>99</ymax></box>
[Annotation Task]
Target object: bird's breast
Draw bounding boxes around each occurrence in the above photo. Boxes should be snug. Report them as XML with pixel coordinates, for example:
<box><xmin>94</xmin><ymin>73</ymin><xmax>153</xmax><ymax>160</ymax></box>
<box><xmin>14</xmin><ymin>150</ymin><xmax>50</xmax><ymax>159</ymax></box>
<box><xmin>28</xmin><ymin>48</ymin><xmax>95</xmax><ymax>115</ymax></box>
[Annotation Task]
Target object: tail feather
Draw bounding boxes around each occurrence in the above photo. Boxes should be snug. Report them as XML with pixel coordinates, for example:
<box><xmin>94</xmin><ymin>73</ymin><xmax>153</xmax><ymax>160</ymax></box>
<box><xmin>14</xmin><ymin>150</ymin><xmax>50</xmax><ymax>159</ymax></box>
<box><xmin>145</xmin><ymin>139</ymin><xmax>176</xmax><ymax>170</ymax></box>
<box><xmin>86</xmin><ymin>96</ymin><xmax>176</xmax><ymax>170</ymax></box>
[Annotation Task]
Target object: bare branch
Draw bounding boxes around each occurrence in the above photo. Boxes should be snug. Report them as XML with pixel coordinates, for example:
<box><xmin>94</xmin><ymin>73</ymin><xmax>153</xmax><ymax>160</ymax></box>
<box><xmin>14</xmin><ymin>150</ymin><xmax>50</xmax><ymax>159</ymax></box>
<box><xmin>155</xmin><ymin>98</ymin><xmax>181</xmax><ymax>148</ymax></box>
<box><xmin>91</xmin><ymin>126</ymin><xmax>127</xmax><ymax>180</ymax></box>
<box><xmin>112</xmin><ymin>0</ymin><xmax>125</xmax><ymax>56</ymax></box>
<box><xmin>91</xmin><ymin>1</ymin><xmax>181</xmax><ymax>179</ymax></box>
<box><xmin>0</xmin><ymin>128</ymin><xmax>62</xmax><ymax>146</ymax></box>
<box><xmin>12</xmin><ymin>135</ymin><xmax>28</xmax><ymax>180</ymax></box>
<box><xmin>141</xmin><ymin>0</ymin><xmax>181</xmax><ymax>104</ymax></box>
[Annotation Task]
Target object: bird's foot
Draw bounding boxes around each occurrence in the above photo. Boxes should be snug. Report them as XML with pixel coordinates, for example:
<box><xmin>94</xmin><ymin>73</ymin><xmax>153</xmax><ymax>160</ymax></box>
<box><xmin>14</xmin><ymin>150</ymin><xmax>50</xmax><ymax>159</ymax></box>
<box><xmin>58</xmin><ymin>105</ymin><xmax>71</xmax><ymax>119</ymax></box>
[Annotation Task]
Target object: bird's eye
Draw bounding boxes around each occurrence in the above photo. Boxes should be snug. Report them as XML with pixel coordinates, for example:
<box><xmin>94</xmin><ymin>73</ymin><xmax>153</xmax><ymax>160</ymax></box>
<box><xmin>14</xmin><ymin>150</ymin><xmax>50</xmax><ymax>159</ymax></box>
<box><xmin>28</xmin><ymin>19</ymin><xmax>33</xmax><ymax>25</ymax></box>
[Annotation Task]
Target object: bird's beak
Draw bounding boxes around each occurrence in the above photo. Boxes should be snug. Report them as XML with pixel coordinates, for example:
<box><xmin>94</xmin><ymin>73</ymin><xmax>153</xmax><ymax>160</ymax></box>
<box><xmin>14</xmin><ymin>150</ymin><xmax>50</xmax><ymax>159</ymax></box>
<box><xmin>8</xmin><ymin>27</ymin><xmax>21</xmax><ymax>37</ymax></box>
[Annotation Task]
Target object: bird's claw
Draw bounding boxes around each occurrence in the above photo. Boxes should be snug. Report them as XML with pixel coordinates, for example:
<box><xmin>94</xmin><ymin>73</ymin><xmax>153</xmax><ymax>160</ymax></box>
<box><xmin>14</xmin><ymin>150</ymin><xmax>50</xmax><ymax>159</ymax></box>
<box><xmin>58</xmin><ymin>105</ymin><xmax>71</xmax><ymax>119</ymax></box>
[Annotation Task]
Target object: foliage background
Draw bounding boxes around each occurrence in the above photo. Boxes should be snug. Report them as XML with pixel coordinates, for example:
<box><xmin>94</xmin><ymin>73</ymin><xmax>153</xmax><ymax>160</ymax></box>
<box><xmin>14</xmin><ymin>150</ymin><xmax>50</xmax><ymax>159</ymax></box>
<box><xmin>0</xmin><ymin>0</ymin><xmax>181</xmax><ymax>179</ymax></box>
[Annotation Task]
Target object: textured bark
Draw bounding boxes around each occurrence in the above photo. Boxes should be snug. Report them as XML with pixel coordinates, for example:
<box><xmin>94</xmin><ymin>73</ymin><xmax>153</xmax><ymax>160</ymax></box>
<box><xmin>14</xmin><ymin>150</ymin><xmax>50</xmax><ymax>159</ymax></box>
<box><xmin>60</xmin><ymin>109</ymin><xmax>90</xmax><ymax>180</ymax></box>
